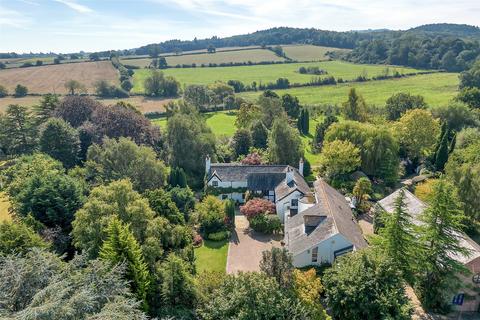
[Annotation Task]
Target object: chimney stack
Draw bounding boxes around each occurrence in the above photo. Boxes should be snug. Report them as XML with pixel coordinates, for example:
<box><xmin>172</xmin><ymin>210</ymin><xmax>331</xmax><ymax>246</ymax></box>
<box><xmin>299</xmin><ymin>158</ymin><xmax>304</xmax><ymax>176</ymax></box>
<box><xmin>286</xmin><ymin>167</ymin><xmax>294</xmax><ymax>184</ymax></box>
<box><xmin>205</xmin><ymin>155</ymin><xmax>211</xmax><ymax>174</ymax></box>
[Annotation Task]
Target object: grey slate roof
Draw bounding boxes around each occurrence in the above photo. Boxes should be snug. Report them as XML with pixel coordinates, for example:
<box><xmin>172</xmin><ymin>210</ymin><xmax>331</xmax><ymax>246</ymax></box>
<box><xmin>208</xmin><ymin>163</ymin><xmax>310</xmax><ymax>198</ymax></box>
<box><xmin>285</xmin><ymin>179</ymin><xmax>367</xmax><ymax>256</ymax></box>
<box><xmin>208</xmin><ymin>164</ymin><xmax>289</xmax><ymax>182</ymax></box>
<box><xmin>377</xmin><ymin>188</ymin><xmax>480</xmax><ymax>265</ymax></box>
<box><xmin>247</xmin><ymin>173</ymin><xmax>286</xmax><ymax>191</ymax></box>
<box><xmin>275</xmin><ymin>170</ymin><xmax>311</xmax><ymax>200</ymax></box>
<box><xmin>376</xmin><ymin>188</ymin><xmax>426</xmax><ymax>223</ymax></box>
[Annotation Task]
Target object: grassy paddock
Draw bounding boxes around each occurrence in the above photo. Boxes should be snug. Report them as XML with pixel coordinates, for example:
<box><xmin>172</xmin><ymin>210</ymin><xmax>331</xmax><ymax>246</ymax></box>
<box><xmin>132</xmin><ymin>61</ymin><xmax>429</xmax><ymax>93</ymax></box>
<box><xmin>239</xmin><ymin>72</ymin><xmax>459</xmax><ymax>107</ymax></box>
<box><xmin>194</xmin><ymin>239</ymin><xmax>229</xmax><ymax>273</ymax></box>
<box><xmin>152</xmin><ymin>110</ymin><xmax>237</xmax><ymax>136</ymax></box>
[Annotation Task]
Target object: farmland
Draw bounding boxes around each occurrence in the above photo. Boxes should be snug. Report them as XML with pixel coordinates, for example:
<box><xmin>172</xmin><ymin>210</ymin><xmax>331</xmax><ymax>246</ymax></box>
<box><xmin>152</xmin><ymin>110</ymin><xmax>237</xmax><ymax>135</ymax></box>
<box><xmin>0</xmin><ymin>95</ymin><xmax>171</xmax><ymax>114</ymax></box>
<box><xmin>121</xmin><ymin>48</ymin><xmax>285</xmax><ymax>68</ymax></box>
<box><xmin>282</xmin><ymin>44</ymin><xmax>351</xmax><ymax>61</ymax></box>
<box><xmin>132</xmin><ymin>60</ymin><xmax>428</xmax><ymax>93</ymax></box>
<box><xmin>0</xmin><ymin>61</ymin><xmax>119</xmax><ymax>94</ymax></box>
<box><xmin>239</xmin><ymin>72</ymin><xmax>459</xmax><ymax>106</ymax></box>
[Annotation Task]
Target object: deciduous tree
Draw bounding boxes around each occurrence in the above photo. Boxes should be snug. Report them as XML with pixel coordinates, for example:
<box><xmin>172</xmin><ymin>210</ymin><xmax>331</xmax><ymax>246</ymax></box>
<box><xmin>318</xmin><ymin>140</ymin><xmax>361</xmax><ymax>177</ymax></box>
<box><xmin>323</xmin><ymin>248</ymin><xmax>412</xmax><ymax>320</ymax></box>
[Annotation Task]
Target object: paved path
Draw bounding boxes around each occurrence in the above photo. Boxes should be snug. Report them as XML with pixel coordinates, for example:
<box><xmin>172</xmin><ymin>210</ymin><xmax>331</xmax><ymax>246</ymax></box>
<box><xmin>226</xmin><ymin>215</ymin><xmax>282</xmax><ymax>274</ymax></box>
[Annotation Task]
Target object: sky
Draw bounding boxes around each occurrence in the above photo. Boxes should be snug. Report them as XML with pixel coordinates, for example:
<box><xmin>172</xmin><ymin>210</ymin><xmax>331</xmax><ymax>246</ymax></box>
<box><xmin>1</xmin><ymin>0</ymin><xmax>479</xmax><ymax>53</ymax></box>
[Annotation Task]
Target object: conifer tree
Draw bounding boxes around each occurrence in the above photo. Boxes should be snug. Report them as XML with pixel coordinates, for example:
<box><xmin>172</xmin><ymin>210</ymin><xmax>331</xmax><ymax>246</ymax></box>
<box><xmin>434</xmin><ymin>130</ymin><xmax>449</xmax><ymax>171</ymax></box>
<box><xmin>100</xmin><ymin>217</ymin><xmax>151</xmax><ymax>310</ymax></box>
<box><xmin>374</xmin><ymin>189</ymin><xmax>416</xmax><ymax>282</ymax></box>
<box><xmin>342</xmin><ymin>88</ymin><xmax>366</xmax><ymax>121</ymax></box>
<box><xmin>297</xmin><ymin>109</ymin><xmax>304</xmax><ymax>133</ymax></box>
<box><xmin>448</xmin><ymin>132</ymin><xmax>456</xmax><ymax>154</ymax></box>
<box><xmin>415</xmin><ymin>180</ymin><xmax>468</xmax><ymax>311</ymax></box>
<box><xmin>303</xmin><ymin>109</ymin><xmax>309</xmax><ymax>135</ymax></box>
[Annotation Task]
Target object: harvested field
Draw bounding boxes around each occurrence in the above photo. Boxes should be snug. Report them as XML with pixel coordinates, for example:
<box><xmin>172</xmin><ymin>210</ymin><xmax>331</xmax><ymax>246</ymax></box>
<box><xmin>0</xmin><ymin>95</ymin><xmax>170</xmax><ymax>114</ymax></box>
<box><xmin>282</xmin><ymin>44</ymin><xmax>351</xmax><ymax>61</ymax></box>
<box><xmin>0</xmin><ymin>61</ymin><xmax>119</xmax><ymax>94</ymax></box>
<box><xmin>97</xmin><ymin>96</ymin><xmax>172</xmax><ymax>113</ymax></box>
<box><xmin>166</xmin><ymin>48</ymin><xmax>284</xmax><ymax>66</ymax></box>
<box><xmin>0</xmin><ymin>96</ymin><xmax>42</xmax><ymax>112</ymax></box>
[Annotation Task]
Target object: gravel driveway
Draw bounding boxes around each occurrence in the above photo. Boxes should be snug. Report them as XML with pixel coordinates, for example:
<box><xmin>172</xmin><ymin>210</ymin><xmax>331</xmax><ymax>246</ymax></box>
<box><xmin>226</xmin><ymin>215</ymin><xmax>282</xmax><ymax>274</ymax></box>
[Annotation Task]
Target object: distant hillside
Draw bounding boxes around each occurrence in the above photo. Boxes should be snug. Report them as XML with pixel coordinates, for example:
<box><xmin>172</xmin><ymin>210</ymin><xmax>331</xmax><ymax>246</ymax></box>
<box><xmin>408</xmin><ymin>23</ymin><xmax>480</xmax><ymax>38</ymax></box>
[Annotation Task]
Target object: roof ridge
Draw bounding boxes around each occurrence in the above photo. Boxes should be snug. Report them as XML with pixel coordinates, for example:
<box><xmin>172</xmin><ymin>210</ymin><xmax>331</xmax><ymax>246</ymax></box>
<box><xmin>317</xmin><ymin>179</ymin><xmax>338</xmax><ymax>234</ymax></box>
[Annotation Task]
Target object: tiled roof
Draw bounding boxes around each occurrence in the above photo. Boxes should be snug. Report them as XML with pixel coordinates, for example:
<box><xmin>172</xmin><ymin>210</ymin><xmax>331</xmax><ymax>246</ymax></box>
<box><xmin>275</xmin><ymin>170</ymin><xmax>311</xmax><ymax>201</ymax></box>
<box><xmin>208</xmin><ymin>163</ymin><xmax>289</xmax><ymax>182</ymax></box>
<box><xmin>285</xmin><ymin>179</ymin><xmax>367</xmax><ymax>256</ymax></box>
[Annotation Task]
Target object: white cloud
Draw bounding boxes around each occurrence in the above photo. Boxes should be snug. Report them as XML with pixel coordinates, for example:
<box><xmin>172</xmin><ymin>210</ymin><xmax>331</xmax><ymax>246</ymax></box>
<box><xmin>0</xmin><ymin>5</ymin><xmax>31</xmax><ymax>28</ymax></box>
<box><xmin>54</xmin><ymin>0</ymin><xmax>93</xmax><ymax>14</ymax></box>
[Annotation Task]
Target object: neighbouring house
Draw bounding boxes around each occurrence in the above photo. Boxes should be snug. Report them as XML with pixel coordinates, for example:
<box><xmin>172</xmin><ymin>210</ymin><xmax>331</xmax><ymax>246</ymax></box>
<box><xmin>205</xmin><ymin>156</ymin><xmax>311</xmax><ymax>222</ymax></box>
<box><xmin>205</xmin><ymin>157</ymin><xmax>368</xmax><ymax>268</ymax></box>
<box><xmin>375</xmin><ymin>189</ymin><xmax>480</xmax><ymax>313</ymax></box>
<box><xmin>284</xmin><ymin>179</ymin><xmax>368</xmax><ymax>267</ymax></box>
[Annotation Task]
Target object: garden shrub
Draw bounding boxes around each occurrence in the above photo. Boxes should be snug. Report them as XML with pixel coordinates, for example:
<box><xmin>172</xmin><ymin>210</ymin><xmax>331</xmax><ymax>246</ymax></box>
<box><xmin>193</xmin><ymin>233</ymin><xmax>203</xmax><ymax>247</ymax></box>
<box><xmin>250</xmin><ymin>215</ymin><xmax>282</xmax><ymax>234</ymax></box>
<box><xmin>240</xmin><ymin>198</ymin><xmax>276</xmax><ymax>219</ymax></box>
<box><xmin>207</xmin><ymin>230</ymin><xmax>230</xmax><ymax>241</ymax></box>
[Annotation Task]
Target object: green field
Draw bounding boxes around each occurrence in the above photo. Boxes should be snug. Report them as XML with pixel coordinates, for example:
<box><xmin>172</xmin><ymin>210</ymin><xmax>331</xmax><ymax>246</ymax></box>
<box><xmin>240</xmin><ymin>72</ymin><xmax>459</xmax><ymax>107</ymax></box>
<box><xmin>132</xmin><ymin>60</ymin><xmax>428</xmax><ymax>93</ymax></box>
<box><xmin>152</xmin><ymin>110</ymin><xmax>236</xmax><ymax>136</ymax></box>
<box><xmin>282</xmin><ymin>44</ymin><xmax>350</xmax><ymax>61</ymax></box>
<box><xmin>194</xmin><ymin>239</ymin><xmax>229</xmax><ymax>273</ymax></box>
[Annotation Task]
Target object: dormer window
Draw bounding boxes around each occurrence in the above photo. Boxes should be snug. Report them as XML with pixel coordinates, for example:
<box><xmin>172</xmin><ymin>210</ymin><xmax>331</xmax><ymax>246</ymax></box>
<box><xmin>212</xmin><ymin>181</ymin><xmax>218</xmax><ymax>187</ymax></box>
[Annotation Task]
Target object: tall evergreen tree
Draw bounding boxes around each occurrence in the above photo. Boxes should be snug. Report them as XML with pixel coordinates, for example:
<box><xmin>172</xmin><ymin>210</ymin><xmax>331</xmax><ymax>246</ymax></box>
<box><xmin>374</xmin><ymin>189</ymin><xmax>416</xmax><ymax>281</ymax></box>
<box><xmin>303</xmin><ymin>109</ymin><xmax>310</xmax><ymax>134</ymax></box>
<box><xmin>448</xmin><ymin>132</ymin><xmax>456</xmax><ymax>154</ymax></box>
<box><xmin>342</xmin><ymin>88</ymin><xmax>366</xmax><ymax>121</ymax></box>
<box><xmin>415</xmin><ymin>179</ymin><xmax>468</xmax><ymax>312</ymax></box>
<box><xmin>251</xmin><ymin>120</ymin><xmax>268</xmax><ymax>149</ymax></box>
<box><xmin>297</xmin><ymin>109</ymin><xmax>304</xmax><ymax>133</ymax></box>
<box><xmin>99</xmin><ymin>217</ymin><xmax>151</xmax><ymax>310</ymax></box>
<box><xmin>434</xmin><ymin>130</ymin><xmax>449</xmax><ymax>171</ymax></box>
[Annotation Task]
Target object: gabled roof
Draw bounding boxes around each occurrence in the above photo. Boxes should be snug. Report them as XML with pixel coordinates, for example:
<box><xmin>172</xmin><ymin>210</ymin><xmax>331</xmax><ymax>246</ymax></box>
<box><xmin>285</xmin><ymin>179</ymin><xmax>367</xmax><ymax>256</ymax></box>
<box><xmin>377</xmin><ymin>188</ymin><xmax>426</xmax><ymax>222</ymax></box>
<box><xmin>377</xmin><ymin>188</ymin><xmax>480</xmax><ymax>265</ymax></box>
<box><xmin>207</xmin><ymin>163</ymin><xmax>289</xmax><ymax>182</ymax></box>
<box><xmin>275</xmin><ymin>170</ymin><xmax>311</xmax><ymax>201</ymax></box>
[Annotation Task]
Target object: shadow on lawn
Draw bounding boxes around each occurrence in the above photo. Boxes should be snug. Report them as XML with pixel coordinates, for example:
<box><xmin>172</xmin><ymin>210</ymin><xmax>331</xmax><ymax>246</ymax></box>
<box><xmin>203</xmin><ymin>239</ymin><xmax>228</xmax><ymax>249</ymax></box>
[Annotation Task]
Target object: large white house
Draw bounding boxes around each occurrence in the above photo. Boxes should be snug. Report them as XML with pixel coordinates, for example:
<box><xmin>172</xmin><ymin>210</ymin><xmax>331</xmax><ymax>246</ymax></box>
<box><xmin>284</xmin><ymin>179</ymin><xmax>368</xmax><ymax>267</ymax></box>
<box><xmin>205</xmin><ymin>157</ymin><xmax>367</xmax><ymax>267</ymax></box>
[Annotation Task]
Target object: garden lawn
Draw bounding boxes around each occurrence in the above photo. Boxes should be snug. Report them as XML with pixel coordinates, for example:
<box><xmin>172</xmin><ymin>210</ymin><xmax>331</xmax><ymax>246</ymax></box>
<box><xmin>132</xmin><ymin>60</ymin><xmax>428</xmax><ymax>93</ymax></box>
<box><xmin>239</xmin><ymin>72</ymin><xmax>459</xmax><ymax>107</ymax></box>
<box><xmin>0</xmin><ymin>192</ymin><xmax>11</xmax><ymax>222</ymax></box>
<box><xmin>194</xmin><ymin>239</ymin><xmax>229</xmax><ymax>273</ymax></box>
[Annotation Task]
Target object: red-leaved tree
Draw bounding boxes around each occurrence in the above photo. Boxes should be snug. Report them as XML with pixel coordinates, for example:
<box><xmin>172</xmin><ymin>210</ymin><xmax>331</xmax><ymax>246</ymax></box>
<box><xmin>240</xmin><ymin>198</ymin><xmax>276</xmax><ymax>219</ymax></box>
<box><xmin>240</xmin><ymin>152</ymin><xmax>263</xmax><ymax>165</ymax></box>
